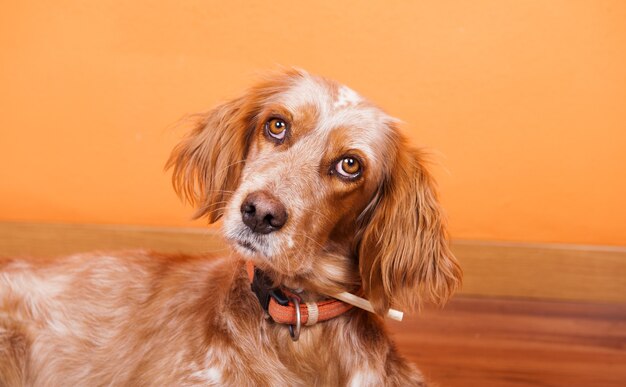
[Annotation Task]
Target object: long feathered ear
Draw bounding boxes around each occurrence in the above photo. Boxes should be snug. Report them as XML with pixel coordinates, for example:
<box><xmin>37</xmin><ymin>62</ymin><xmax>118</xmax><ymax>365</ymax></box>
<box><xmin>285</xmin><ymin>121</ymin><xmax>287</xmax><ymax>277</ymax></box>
<box><xmin>166</xmin><ymin>69</ymin><xmax>306</xmax><ymax>222</ymax></box>
<box><xmin>166</xmin><ymin>94</ymin><xmax>256</xmax><ymax>223</ymax></box>
<box><xmin>358</xmin><ymin>138</ymin><xmax>462</xmax><ymax>315</ymax></box>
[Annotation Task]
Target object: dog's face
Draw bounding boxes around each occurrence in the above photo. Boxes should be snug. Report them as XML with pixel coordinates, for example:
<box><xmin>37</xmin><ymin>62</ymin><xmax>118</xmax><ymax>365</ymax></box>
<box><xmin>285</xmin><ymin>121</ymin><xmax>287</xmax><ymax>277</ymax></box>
<box><xmin>168</xmin><ymin>69</ymin><xmax>461</xmax><ymax>314</ymax></box>
<box><xmin>223</xmin><ymin>75</ymin><xmax>391</xmax><ymax>273</ymax></box>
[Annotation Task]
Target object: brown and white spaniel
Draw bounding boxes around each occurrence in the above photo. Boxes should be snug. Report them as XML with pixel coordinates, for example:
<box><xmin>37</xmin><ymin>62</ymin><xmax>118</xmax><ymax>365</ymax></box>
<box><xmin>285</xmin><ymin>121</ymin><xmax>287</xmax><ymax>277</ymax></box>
<box><xmin>0</xmin><ymin>69</ymin><xmax>461</xmax><ymax>386</ymax></box>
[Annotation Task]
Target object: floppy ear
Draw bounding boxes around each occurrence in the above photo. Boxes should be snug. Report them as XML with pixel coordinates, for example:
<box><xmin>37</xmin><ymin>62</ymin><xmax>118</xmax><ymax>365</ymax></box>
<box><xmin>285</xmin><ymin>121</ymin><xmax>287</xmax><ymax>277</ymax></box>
<box><xmin>358</xmin><ymin>140</ymin><xmax>462</xmax><ymax>315</ymax></box>
<box><xmin>166</xmin><ymin>94</ymin><xmax>256</xmax><ymax>222</ymax></box>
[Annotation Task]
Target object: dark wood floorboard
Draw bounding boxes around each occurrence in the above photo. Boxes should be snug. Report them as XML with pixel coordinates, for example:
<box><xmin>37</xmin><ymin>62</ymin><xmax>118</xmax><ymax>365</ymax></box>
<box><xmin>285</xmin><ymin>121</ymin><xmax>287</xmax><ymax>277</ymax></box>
<box><xmin>388</xmin><ymin>297</ymin><xmax>626</xmax><ymax>387</ymax></box>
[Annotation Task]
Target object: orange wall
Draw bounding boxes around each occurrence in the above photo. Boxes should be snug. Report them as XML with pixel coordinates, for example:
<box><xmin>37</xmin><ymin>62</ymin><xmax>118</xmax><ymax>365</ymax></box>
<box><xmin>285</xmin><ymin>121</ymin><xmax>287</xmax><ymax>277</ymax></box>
<box><xmin>1</xmin><ymin>1</ymin><xmax>625</xmax><ymax>245</ymax></box>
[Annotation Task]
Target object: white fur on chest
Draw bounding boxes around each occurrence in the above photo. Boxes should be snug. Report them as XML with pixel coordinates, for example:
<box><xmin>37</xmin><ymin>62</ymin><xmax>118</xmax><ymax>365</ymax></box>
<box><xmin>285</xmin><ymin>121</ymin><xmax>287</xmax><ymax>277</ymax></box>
<box><xmin>189</xmin><ymin>367</ymin><xmax>223</xmax><ymax>385</ymax></box>
<box><xmin>348</xmin><ymin>368</ymin><xmax>381</xmax><ymax>387</ymax></box>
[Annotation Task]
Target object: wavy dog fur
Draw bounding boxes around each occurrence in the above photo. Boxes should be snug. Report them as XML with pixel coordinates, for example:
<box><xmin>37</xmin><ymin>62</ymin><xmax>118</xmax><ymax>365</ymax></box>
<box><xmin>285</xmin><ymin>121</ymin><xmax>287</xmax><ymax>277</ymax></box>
<box><xmin>1</xmin><ymin>69</ymin><xmax>461</xmax><ymax>386</ymax></box>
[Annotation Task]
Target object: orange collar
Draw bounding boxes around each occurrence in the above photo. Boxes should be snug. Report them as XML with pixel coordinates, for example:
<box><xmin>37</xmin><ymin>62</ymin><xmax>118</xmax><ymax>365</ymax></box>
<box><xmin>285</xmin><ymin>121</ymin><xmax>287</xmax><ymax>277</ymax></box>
<box><xmin>245</xmin><ymin>261</ymin><xmax>353</xmax><ymax>327</ymax></box>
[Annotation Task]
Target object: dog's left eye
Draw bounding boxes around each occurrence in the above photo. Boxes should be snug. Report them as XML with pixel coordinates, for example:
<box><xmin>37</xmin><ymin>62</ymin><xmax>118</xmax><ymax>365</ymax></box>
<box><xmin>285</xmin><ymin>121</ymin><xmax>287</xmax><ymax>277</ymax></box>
<box><xmin>265</xmin><ymin>118</ymin><xmax>288</xmax><ymax>141</ymax></box>
<box><xmin>335</xmin><ymin>157</ymin><xmax>361</xmax><ymax>179</ymax></box>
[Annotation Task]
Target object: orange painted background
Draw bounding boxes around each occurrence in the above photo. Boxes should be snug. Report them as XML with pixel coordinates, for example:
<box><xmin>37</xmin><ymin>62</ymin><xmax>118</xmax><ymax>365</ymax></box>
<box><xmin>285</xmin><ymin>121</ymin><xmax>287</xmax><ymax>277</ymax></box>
<box><xmin>1</xmin><ymin>1</ymin><xmax>624</xmax><ymax>245</ymax></box>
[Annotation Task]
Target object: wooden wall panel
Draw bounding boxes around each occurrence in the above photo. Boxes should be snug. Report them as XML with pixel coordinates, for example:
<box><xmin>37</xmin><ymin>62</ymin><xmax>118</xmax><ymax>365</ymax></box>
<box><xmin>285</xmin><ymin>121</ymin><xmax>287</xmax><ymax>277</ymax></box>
<box><xmin>454</xmin><ymin>240</ymin><xmax>626</xmax><ymax>303</ymax></box>
<box><xmin>1</xmin><ymin>222</ymin><xmax>625</xmax><ymax>303</ymax></box>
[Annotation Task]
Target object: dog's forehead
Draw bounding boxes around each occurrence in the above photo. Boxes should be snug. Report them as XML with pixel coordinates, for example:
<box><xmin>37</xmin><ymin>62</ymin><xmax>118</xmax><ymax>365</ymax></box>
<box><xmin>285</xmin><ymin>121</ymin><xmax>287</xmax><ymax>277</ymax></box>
<box><xmin>269</xmin><ymin>74</ymin><xmax>396</xmax><ymax>160</ymax></box>
<box><xmin>273</xmin><ymin>75</ymin><xmax>364</xmax><ymax>112</ymax></box>
<box><xmin>272</xmin><ymin>74</ymin><xmax>378</xmax><ymax>116</ymax></box>
<box><xmin>271</xmin><ymin>73</ymin><xmax>333</xmax><ymax>113</ymax></box>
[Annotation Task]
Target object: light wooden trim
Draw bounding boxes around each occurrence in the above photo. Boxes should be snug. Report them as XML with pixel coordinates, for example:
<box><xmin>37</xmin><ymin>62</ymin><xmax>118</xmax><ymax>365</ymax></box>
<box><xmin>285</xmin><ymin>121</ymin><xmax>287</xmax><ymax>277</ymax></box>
<box><xmin>453</xmin><ymin>240</ymin><xmax>626</xmax><ymax>303</ymax></box>
<box><xmin>0</xmin><ymin>222</ymin><xmax>223</xmax><ymax>257</ymax></box>
<box><xmin>1</xmin><ymin>222</ymin><xmax>625</xmax><ymax>303</ymax></box>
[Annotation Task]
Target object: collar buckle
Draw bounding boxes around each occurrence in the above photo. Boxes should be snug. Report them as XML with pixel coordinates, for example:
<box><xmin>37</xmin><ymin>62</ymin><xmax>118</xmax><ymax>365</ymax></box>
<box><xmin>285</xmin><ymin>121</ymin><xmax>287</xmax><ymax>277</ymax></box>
<box><xmin>251</xmin><ymin>267</ymin><xmax>289</xmax><ymax>311</ymax></box>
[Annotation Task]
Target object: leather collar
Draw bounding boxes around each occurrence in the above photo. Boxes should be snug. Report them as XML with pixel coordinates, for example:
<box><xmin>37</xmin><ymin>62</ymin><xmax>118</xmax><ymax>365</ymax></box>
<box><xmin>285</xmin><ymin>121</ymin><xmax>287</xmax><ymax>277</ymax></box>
<box><xmin>246</xmin><ymin>261</ymin><xmax>353</xmax><ymax>327</ymax></box>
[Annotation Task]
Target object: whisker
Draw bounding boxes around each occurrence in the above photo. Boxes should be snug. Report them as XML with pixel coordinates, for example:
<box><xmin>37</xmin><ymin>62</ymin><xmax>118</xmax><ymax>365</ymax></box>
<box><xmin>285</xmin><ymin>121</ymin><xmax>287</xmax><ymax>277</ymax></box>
<box><xmin>204</xmin><ymin>206</ymin><xmax>229</xmax><ymax>216</ymax></box>
<box><xmin>291</xmin><ymin>232</ymin><xmax>326</xmax><ymax>250</ymax></box>
<box><xmin>204</xmin><ymin>202</ymin><xmax>231</xmax><ymax>208</ymax></box>
<box><xmin>201</xmin><ymin>189</ymin><xmax>236</xmax><ymax>194</ymax></box>
<box><xmin>200</xmin><ymin>245</ymin><xmax>231</xmax><ymax>254</ymax></box>
<box><xmin>215</xmin><ymin>159</ymin><xmax>246</xmax><ymax>176</ymax></box>
<box><xmin>298</xmin><ymin>207</ymin><xmax>333</xmax><ymax>224</ymax></box>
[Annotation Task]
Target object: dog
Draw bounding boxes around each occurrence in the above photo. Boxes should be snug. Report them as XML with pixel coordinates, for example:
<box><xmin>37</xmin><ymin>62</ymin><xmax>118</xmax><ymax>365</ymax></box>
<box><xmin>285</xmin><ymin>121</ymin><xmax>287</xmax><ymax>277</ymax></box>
<box><xmin>0</xmin><ymin>69</ymin><xmax>461</xmax><ymax>386</ymax></box>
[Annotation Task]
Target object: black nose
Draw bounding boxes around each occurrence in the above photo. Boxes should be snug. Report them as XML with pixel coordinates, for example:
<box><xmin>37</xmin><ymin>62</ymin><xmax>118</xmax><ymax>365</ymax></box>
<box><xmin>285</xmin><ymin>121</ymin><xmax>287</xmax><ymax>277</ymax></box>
<box><xmin>240</xmin><ymin>191</ymin><xmax>288</xmax><ymax>234</ymax></box>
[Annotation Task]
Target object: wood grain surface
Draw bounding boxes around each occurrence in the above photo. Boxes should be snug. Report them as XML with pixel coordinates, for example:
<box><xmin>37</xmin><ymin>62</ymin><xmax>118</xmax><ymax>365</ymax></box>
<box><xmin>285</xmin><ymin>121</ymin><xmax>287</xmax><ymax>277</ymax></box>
<box><xmin>389</xmin><ymin>297</ymin><xmax>626</xmax><ymax>387</ymax></box>
<box><xmin>1</xmin><ymin>222</ymin><xmax>625</xmax><ymax>385</ymax></box>
<box><xmin>1</xmin><ymin>222</ymin><xmax>625</xmax><ymax>302</ymax></box>
<box><xmin>455</xmin><ymin>240</ymin><xmax>626</xmax><ymax>303</ymax></box>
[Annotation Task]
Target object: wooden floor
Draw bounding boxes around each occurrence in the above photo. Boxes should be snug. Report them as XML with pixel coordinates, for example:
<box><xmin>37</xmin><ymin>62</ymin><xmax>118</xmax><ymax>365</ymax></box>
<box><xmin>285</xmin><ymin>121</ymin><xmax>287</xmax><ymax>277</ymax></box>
<box><xmin>388</xmin><ymin>297</ymin><xmax>626</xmax><ymax>386</ymax></box>
<box><xmin>2</xmin><ymin>223</ymin><xmax>625</xmax><ymax>385</ymax></box>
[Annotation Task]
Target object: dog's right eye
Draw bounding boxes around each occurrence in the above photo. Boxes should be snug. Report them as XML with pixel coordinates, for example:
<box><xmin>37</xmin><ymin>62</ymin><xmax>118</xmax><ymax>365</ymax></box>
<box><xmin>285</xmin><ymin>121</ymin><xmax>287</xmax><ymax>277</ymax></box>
<box><xmin>333</xmin><ymin>157</ymin><xmax>362</xmax><ymax>180</ymax></box>
<box><xmin>265</xmin><ymin>118</ymin><xmax>288</xmax><ymax>142</ymax></box>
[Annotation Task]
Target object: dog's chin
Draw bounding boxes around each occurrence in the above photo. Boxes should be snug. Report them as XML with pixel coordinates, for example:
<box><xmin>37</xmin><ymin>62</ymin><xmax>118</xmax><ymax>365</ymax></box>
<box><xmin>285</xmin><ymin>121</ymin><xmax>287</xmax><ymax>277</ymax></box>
<box><xmin>233</xmin><ymin>239</ymin><xmax>260</xmax><ymax>258</ymax></box>
<box><xmin>225</xmin><ymin>225</ymin><xmax>274</xmax><ymax>260</ymax></box>
<box><xmin>224</xmin><ymin>221</ymin><xmax>319</xmax><ymax>275</ymax></box>
<box><xmin>226</xmin><ymin>228</ymin><xmax>303</xmax><ymax>274</ymax></box>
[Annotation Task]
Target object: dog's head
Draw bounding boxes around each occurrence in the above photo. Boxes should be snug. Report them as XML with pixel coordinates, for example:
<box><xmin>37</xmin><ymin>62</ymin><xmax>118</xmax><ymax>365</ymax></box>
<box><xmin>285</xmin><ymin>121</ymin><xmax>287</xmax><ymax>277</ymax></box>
<box><xmin>168</xmin><ymin>69</ymin><xmax>461</xmax><ymax>314</ymax></box>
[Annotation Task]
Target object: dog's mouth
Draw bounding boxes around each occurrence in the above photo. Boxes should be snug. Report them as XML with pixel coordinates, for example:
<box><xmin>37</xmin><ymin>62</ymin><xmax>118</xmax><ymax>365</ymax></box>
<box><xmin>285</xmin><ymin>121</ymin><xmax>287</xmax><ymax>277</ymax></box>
<box><xmin>227</xmin><ymin>227</ymin><xmax>269</xmax><ymax>257</ymax></box>
<box><xmin>225</xmin><ymin>220</ymin><xmax>296</xmax><ymax>260</ymax></box>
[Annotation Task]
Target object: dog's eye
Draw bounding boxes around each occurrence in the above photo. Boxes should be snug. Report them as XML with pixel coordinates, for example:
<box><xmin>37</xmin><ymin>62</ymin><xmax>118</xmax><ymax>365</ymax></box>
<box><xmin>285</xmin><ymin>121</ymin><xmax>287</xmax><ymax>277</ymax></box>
<box><xmin>265</xmin><ymin>118</ymin><xmax>287</xmax><ymax>141</ymax></box>
<box><xmin>335</xmin><ymin>157</ymin><xmax>361</xmax><ymax>179</ymax></box>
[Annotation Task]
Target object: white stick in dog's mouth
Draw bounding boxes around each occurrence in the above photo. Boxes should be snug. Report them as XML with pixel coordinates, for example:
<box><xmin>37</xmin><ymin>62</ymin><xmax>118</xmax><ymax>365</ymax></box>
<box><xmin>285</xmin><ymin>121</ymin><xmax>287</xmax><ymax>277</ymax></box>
<box><xmin>333</xmin><ymin>292</ymin><xmax>404</xmax><ymax>321</ymax></box>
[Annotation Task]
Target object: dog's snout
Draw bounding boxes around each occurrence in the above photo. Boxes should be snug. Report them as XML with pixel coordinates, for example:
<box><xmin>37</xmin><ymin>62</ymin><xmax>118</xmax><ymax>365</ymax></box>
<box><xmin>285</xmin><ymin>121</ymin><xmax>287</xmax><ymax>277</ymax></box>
<box><xmin>240</xmin><ymin>191</ymin><xmax>288</xmax><ymax>234</ymax></box>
